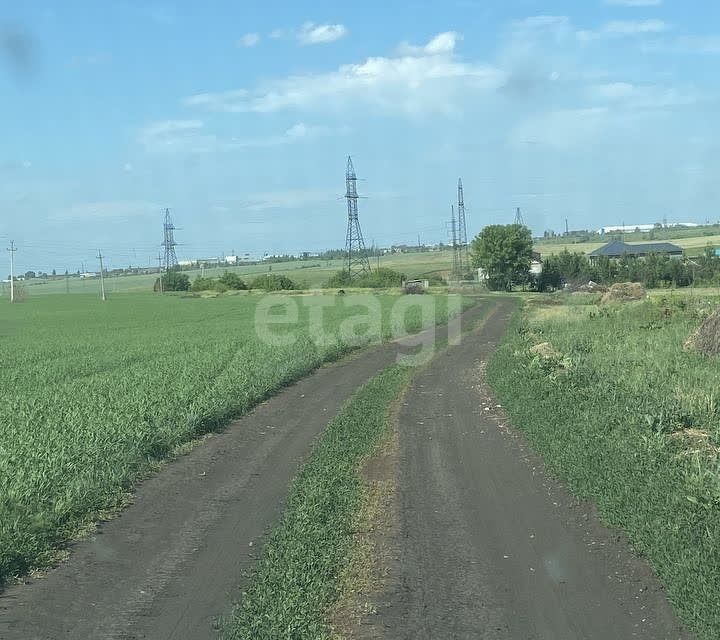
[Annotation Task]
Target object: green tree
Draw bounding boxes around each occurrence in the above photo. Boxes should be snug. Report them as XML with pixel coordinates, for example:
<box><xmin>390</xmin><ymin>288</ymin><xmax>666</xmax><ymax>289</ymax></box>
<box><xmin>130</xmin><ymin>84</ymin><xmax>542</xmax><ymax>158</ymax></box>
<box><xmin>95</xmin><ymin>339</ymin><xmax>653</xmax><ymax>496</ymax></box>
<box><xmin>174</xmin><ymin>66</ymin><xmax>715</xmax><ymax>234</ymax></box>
<box><xmin>158</xmin><ymin>270</ymin><xmax>190</xmax><ymax>292</ymax></box>
<box><xmin>470</xmin><ymin>224</ymin><xmax>533</xmax><ymax>291</ymax></box>
<box><xmin>218</xmin><ymin>271</ymin><xmax>248</xmax><ymax>290</ymax></box>
<box><xmin>250</xmin><ymin>274</ymin><xmax>298</xmax><ymax>291</ymax></box>
<box><xmin>191</xmin><ymin>276</ymin><xmax>221</xmax><ymax>292</ymax></box>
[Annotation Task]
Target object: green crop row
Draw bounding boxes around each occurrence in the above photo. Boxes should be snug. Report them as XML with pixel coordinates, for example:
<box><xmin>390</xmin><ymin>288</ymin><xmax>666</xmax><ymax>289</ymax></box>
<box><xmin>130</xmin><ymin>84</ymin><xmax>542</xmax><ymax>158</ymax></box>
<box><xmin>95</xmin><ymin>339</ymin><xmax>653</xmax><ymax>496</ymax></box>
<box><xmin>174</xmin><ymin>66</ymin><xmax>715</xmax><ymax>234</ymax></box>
<box><xmin>0</xmin><ymin>293</ymin><xmax>462</xmax><ymax>584</ymax></box>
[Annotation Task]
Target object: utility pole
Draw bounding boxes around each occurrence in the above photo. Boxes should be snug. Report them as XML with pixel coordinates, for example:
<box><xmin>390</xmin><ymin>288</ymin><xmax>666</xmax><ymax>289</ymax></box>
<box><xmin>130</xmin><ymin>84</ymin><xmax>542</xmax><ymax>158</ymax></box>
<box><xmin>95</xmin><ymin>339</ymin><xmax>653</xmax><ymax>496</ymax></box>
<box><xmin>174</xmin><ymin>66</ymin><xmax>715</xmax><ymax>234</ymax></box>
<box><xmin>450</xmin><ymin>205</ymin><xmax>461</xmax><ymax>280</ymax></box>
<box><xmin>157</xmin><ymin>253</ymin><xmax>164</xmax><ymax>294</ymax></box>
<box><xmin>7</xmin><ymin>241</ymin><xmax>16</xmax><ymax>303</ymax></box>
<box><xmin>565</xmin><ymin>218</ymin><xmax>569</xmax><ymax>236</ymax></box>
<box><xmin>457</xmin><ymin>178</ymin><xmax>469</xmax><ymax>273</ymax></box>
<box><xmin>97</xmin><ymin>250</ymin><xmax>107</xmax><ymax>301</ymax></box>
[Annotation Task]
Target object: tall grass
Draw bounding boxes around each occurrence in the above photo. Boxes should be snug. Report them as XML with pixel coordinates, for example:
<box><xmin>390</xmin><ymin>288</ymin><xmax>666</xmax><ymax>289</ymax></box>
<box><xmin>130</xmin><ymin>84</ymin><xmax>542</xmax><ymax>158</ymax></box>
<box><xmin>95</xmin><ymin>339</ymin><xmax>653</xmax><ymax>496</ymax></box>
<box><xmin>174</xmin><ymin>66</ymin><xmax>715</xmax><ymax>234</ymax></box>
<box><xmin>222</xmin><ymin>366</ymin><xmax>410</xmax><ymax>640</ymax></box>
<box><xmin>489</xmin><ymin>295</ymin><xmax>720</xmax><ymax>639</ymax></box>
<box><xmin>0</xmin><ymin>293</ymin><xmax>460</xmax><ymax>584</ymax></box>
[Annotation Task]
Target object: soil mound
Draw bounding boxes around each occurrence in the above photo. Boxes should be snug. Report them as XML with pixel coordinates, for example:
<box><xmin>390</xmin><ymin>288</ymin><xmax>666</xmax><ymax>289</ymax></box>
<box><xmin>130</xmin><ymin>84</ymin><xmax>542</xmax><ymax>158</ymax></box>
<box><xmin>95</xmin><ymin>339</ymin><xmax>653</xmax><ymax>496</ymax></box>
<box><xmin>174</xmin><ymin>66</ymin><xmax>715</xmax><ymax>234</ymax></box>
<box><xmin>600</xmin><ymin>282</ymin><xmax>646</xmax><ymax>304</ymax></box>
<box><xmin>685</xmin><ymin>308</ymin><xmax>720</xmax><ymax>357</ymax></box>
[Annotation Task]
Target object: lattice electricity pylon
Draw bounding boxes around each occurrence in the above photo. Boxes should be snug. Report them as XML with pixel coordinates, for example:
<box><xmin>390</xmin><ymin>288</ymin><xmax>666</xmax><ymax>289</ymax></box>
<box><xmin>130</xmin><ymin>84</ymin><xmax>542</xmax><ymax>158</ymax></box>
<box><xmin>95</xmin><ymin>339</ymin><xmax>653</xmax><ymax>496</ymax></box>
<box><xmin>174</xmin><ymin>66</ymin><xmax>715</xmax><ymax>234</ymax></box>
<box><xmin>344</xmin><ymin>156</ymin><xmax>371</xmax><ymax>279</ymax></box>
<box><xmin>457</xmin><ymin>178</ymin><xmax>469</xmax><ymax>273</ymax></box>
<box><xmin>449</xmin><ymin>205</ymin><xmax>462</xmax><ymax>280</ymax></box>
<box><xmin>514</xmin><ymin>207</ymin><xmax>524</xmax><ymax>226</ymax></box>
<box><xmin>162</xmin><ymin>208</ymin><xmax>178</xmax><ymax>271</ymax></box>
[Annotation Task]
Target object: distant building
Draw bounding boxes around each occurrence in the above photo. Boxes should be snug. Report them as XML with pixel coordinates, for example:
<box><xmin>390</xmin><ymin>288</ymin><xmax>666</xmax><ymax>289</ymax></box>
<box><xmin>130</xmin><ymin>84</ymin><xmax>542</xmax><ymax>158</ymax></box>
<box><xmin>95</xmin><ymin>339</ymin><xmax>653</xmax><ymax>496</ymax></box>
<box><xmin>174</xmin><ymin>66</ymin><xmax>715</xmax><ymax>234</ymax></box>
<box><xmin>599</xmin><ymin>224</ymin><xmax>655</xmax><ymax>234</ymax></box>
<box><xmin>599</xmin><ymin>222</ymin><xmax>700</xmax><ymax>234</ymax></box>
<box><xmin>588</xmin><ymin>241</ymin><xmax>683</xmax><ymax>263</ymax></box>
<box><xmin>224</xmin><ymin>255</ymin><xmax>238</xmax><ymax>265</ymax></box>
<box><xmin>530</xmin><ymin>251</ymin><xmax>543</xmax><ymax>275</ymax></box>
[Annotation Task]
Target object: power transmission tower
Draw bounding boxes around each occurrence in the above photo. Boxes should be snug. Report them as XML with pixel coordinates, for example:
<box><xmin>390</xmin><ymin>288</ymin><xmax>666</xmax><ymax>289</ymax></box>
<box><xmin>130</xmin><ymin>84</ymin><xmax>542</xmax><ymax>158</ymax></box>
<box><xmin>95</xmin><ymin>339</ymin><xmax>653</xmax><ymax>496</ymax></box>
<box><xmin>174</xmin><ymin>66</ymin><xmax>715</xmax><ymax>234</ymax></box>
<box><xmin>450</xmin><ymin>205</ymin><xmax>462</xmax><ymax>280</ymax></box>
<box><xmin>7</xmin><ymin>240</ymin><xmax>16</xmax><ymax>303</ymax></box>
<box><xmin>457</xmin><ymin>178</ymin><xmax>469</xmax><ymax>274</ymax></box>
<box><xmin>514</xmin><ymin>207</ymin><xmax>524</xmax><ymax>226</ymax></box>
<box><xmin>97</xmin><ymin>250</ymin><xmax>107</xmax><ymax>301</ymax></box>
<box><xmin>344</xmin><ymin>156</ymin><xmax>371</xmax><ymax>279</ymax></box>
<box><xmin>162</xmin><ymin>208</ymin><xmax>178</xmax><ymax>271</ymax></box>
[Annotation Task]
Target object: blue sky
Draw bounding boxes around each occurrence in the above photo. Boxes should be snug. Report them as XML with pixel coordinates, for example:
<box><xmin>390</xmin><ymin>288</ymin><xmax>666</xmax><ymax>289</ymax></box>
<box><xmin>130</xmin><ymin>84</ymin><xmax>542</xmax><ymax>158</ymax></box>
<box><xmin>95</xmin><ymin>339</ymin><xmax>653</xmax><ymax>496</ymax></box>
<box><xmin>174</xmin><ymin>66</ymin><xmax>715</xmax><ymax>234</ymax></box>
<box><xmin>2</xmin><ymin>0</ymin><xmax>720</xmax><ymax>272</ymax></box>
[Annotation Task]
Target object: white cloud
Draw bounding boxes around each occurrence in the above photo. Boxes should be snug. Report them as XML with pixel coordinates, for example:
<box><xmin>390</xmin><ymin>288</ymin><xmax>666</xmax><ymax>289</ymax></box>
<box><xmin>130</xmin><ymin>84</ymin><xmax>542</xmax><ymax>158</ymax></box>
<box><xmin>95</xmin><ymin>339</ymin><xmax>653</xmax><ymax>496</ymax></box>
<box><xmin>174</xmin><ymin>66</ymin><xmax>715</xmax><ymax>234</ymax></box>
<box><xmin>138</xmin><ymin>120</ymin><xmax>216</xmax><ymax>153</ymax></box>
<box><xmin>397</xmin><ymin>31</ymin><xmax>462</xmax><ymax>56</ymax></box>
<box><xmin>123</xmin><ymin>162</ymin><xmax>133</xmax><ymax>172</ymax></box>
<box><xmin>50</xmin><ymin>200</ymin><xmax>161</xmax><ymax>222</ymax></box>
<box><xmin>283</xmin><ymin>122</ymin><xmax>341</xmax><ymax>139</ymax></box>
<box><xmin>238</xmin><ymin>33</ymin><xmax>260</xmax><ymax>48</ymax></box>
<box><xmin>297</xmin><ymin>22</ymin><xmax>347</xmax><ymax>45</ymax></box>
<box><xmin>138</xmin><ymin>119</ymin><xmax>341</xmax><ymax>153</ymax></box>
<box><xmin>511</xmin><ymin>15</ymin><xmax>572</xmax><ymax>31</ymax></box>
<box><xmin>141</xmin><ymin>119</ymin><xmax>204</xmax><ymax>137</ymax></box>
<box><xmin>605</xmin><ymin>0</ymin><xmax>662</xmax><ymax>6</ymax></box>
<box><xmin>641</xmin><ymin>35</ymin><xmax>720</xmax><ymax>54</ymax></box>
<box><xmin>588</xmin><ymin>81</ymin><xmax>696</xmax><ymax>107</ymax></box>
<box><xmin>269</xmin><ymin>28</ymin><xmax>285</xmax><ymax>39</ymax></box>
<box><xmin>511</xmin><ymin>15</ymin><xmax>669</xmax><ymax>43</ymax></box>
<box><xmin>183</xmin><ymin>32</ymin><xmax>505</xmax><ymax>116</ymax></box>
<box><xmin>577</xmin><ymin>19</ymin><xmax>669</xmax><ymax>40</ymax></box>
<box><xmin>590</xmin><ymin>81</ymin><xmax>635</xmax><ymax>99</ymax></box>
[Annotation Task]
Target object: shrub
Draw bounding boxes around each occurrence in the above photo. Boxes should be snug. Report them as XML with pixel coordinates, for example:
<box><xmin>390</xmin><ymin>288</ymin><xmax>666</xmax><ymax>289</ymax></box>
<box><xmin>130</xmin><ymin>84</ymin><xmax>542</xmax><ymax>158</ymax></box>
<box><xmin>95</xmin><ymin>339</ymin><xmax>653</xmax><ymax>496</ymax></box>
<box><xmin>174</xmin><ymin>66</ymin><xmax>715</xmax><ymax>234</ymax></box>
<box><xmin>326</xmin><ymin>270</ymin><xmax>352</xmax><ymax>288</ymax></box>
<box><xmin>426</xmin><ymin>274</ymin><xmax>448</xmax><ymax>287</ymax></box>
<box><xmin>191</xmin><ymin>276</ymin><xmax>219</xmax><ymax>292</ymax></box>
<box><xmin>250</xmin><ymin>274</ymin><xmax>298</xmax><ymax>291</ymax></box>
<box><xmin>325</xmin><ymin>267</ymin><xmax>406</xmax><ymax>289</ymax></box>
<box><xmin>157</xmin><ymin>270</ymin><xmax>190</xmax><ymax>292</ymax></box>
<box><xmin>218</xmin><ymin>271</ymin><xmax>248</xmax><ymax>290</ymax></box>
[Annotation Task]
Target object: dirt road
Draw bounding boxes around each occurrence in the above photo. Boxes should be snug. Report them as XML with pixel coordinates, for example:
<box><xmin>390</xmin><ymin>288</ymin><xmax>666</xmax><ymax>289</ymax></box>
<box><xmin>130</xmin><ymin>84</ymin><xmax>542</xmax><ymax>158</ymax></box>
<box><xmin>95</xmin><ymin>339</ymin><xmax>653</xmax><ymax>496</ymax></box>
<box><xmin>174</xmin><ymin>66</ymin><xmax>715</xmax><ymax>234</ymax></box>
<box><xmin>0</xmin><ymin>299</ymin><xmax>692</xmax><ymax>639</ymax></box>
<box><xmin>0</xmin><ymin>301</ymin><xmax>487</xmax><ymax>640</ymax></box>
<box><xmin>365</xmin><ymin>299</ymin><xmax>691</xmax><ymax>640</ymax></box>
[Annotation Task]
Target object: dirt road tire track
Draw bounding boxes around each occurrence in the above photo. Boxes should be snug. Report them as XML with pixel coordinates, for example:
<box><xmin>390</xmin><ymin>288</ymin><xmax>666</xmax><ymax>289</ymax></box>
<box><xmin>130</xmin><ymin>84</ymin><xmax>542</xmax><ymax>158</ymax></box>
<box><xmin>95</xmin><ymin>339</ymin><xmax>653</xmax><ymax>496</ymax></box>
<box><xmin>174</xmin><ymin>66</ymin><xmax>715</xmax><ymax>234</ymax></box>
<box><xmin>0</xmin><ymin>301</ymin><xmax>488</xmax><ymax>640</ymax></box>
<box><xmin>366</xmin><ymin>299</ymin><xmax>692</xmax><ymax>640</ymax></box>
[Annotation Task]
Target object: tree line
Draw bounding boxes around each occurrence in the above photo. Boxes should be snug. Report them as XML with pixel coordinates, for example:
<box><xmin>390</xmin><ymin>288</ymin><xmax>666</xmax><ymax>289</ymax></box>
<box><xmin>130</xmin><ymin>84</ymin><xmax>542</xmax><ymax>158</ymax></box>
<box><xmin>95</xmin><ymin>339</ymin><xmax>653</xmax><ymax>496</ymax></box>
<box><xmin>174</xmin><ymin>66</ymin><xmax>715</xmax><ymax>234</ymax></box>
<box><xmin>470</xmin><ymin>224</ymin><xmax>720</xmax><ymax>291</ymax></box>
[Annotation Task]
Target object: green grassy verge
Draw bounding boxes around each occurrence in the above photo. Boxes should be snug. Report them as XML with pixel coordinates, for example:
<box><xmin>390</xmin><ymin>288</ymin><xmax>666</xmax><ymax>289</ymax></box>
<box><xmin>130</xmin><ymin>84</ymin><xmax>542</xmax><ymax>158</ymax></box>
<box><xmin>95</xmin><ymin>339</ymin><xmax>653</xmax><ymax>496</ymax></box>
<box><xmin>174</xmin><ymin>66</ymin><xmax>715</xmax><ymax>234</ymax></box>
<box><xmin>488</xmin><ymin>295</ymin><xmax>720</xmax><ymax>639</ymax></box>
<box><xmin>222</xmin><ymin>365</ymin><xmax>410</xmax><ymax>640</ymax></box>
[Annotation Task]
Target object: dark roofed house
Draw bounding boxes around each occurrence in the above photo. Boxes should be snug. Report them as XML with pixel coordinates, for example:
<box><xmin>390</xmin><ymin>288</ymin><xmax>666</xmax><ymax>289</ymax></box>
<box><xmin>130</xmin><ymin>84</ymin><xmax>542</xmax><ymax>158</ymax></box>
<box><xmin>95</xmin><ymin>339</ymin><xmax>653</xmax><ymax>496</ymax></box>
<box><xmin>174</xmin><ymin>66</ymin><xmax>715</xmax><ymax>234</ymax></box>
<box><xmin>588</xmin><ymin>241</ymin><xmax>683</xmax><ymax>263</ymax></box>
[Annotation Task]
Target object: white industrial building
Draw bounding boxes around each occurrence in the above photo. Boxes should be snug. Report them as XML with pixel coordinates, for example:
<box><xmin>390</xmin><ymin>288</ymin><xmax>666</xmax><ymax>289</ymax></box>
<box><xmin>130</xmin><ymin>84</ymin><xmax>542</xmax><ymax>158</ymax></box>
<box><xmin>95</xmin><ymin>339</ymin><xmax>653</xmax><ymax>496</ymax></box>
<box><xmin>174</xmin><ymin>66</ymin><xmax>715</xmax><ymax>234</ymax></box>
<box><xmin>598</xmin><ymin>222</ymin><xmax>700</xmax><ymax>234</ymax></box>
